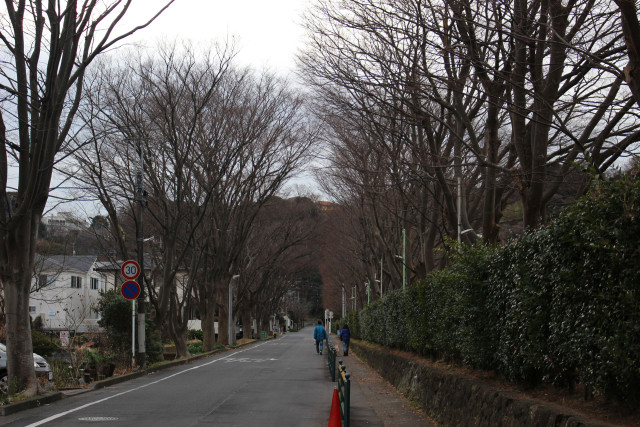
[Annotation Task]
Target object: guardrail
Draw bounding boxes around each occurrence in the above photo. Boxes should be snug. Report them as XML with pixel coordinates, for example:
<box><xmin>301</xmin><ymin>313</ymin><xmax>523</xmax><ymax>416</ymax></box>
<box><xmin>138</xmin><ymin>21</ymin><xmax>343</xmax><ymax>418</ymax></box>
<box><xmin>337</xmin><ymin>360</ymin><xmax>351</xmax><ymax>427</ymax></box>
<box><xmin>326</xmin><ymin>338</ymin><xmax>337</xmax><ymax>381</ymax></box>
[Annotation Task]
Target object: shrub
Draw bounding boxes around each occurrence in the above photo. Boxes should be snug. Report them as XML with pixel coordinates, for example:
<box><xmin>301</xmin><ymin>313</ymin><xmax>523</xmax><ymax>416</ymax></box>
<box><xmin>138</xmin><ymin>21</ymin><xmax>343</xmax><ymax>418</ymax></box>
<box><xmin>187</xmin><ymin>329</ymin><xmax>204</xmax><ymax>341</ymax></box>
<box><xmin>96</xmin><ymin>290</ymin><xmax>131</xmax><ymax>354</ymax></box>
<box><xmin>31</xmin><ymin>330</ymin><xmax>60</xmax><ymax>357</ymax></box>
<box><xmin>188</xmin><ymin>341</ymin><xmax>203</xmax><ymax>354</ymax></box>
<box><xmin>344</xmin><ymin>172</ymin><xmax>640</xmax><ymax>406</ymax></box>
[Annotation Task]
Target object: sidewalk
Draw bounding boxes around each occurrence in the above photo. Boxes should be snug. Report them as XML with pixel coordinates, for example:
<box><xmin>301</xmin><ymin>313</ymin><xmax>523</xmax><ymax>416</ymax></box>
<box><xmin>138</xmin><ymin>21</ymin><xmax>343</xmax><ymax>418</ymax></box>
<box><xmin>328</xmin><ymin>334</ymin><xmax>437</xmax><ymax>427</ymax></box>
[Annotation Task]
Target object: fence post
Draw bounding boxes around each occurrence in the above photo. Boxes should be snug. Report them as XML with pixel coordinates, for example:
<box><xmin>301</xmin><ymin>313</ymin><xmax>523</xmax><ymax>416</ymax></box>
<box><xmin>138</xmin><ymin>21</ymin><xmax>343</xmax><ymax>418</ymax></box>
<box><xmin>338</xmin><ymin>360</ymin><xmax>351</xmax><ymax>427</ymax></box>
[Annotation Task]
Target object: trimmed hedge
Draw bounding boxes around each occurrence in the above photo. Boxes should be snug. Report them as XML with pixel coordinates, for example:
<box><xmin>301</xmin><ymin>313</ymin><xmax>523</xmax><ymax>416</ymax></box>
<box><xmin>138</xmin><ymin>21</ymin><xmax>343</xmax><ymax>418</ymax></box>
<box><xmin>339</xmin><ymin>172</ymin><xmax>640</xmax><ymax>406</ymax></box>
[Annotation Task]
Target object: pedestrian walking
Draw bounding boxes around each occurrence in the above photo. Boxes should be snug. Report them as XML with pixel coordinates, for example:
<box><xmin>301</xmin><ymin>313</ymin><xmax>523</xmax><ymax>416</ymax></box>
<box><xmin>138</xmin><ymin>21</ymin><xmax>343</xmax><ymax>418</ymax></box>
<box><xmin>340</xmin><ymin>324</ymin><xmax>351</xmax><ymax>356</ymax></box>
<box><xmin>313</xmin><ymin>320</ymin><xmax>327</xmax><ymax>355</ymax></box>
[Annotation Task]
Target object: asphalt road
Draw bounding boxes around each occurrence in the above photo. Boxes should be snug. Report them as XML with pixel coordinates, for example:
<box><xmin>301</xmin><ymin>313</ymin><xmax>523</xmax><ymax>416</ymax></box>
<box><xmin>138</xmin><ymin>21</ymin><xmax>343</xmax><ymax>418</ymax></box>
<box><xmin>4</xmin><ymin>332</ymin><xmax>337</xmax><ymax>427</ymax></box>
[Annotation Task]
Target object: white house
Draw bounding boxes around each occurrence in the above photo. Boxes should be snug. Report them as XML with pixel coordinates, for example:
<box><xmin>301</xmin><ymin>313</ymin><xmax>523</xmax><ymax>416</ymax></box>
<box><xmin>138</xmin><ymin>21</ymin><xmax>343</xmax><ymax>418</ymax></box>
<box><xmin>30</xmin><ymin>255</ymin><xmax>108</xmax><ymax>333</ymax></box>
<box><xmin>42</xmin><ymin>212</ymin><xmax>87</xmax><ymax>231</ymax></box>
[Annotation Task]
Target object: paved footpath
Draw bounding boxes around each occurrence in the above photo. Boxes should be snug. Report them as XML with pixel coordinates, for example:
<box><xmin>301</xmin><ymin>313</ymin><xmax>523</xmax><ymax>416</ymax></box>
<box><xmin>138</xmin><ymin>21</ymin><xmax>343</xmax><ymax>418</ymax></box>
<box><xmin>326</xmin><ymin>334</ymin><xmax>436</xmax><ymax>427</ymax></box>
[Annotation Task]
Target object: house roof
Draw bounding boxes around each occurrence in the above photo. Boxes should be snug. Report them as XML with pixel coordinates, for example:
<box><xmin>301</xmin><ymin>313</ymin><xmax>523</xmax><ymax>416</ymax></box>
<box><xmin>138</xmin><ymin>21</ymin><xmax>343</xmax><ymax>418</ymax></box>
<box><xmin>94</xmin><ymin>256</ymin><xmax>157</xmax><ymax>272</ymax></box>
<box><xmin>36</xmin><ymin>255</ymin><xmax>97</xmax><ymax>274</ymax></box>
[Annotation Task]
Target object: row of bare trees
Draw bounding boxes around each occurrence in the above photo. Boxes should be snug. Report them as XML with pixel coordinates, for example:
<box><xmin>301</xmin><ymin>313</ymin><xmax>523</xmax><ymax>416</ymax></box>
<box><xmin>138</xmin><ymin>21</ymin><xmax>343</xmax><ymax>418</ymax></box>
<box><xmin>0</xmin><ymin>0</ymin><xmax>176</xmax><ymax>398</ymax></box>
<box><xmin>298</xmin><ymin>0</ymin><xmax>640</xmax><ymax>307</ymax></box>
<box><xmin>1</xmin><ymin>0</ymin><xmax>320</xmax><ymax>395</ymax></box>
<box><xmin>69</xmin><ymin>42</ymin><xmax>319</xmax><ymax>357</ymax></box>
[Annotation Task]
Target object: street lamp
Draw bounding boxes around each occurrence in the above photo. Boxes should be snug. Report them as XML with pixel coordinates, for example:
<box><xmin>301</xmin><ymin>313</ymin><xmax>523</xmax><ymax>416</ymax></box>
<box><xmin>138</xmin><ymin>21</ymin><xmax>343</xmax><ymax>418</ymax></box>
<box><xmin>365</xmin><ymin>281</ymin><xmax>370</xmax><ymax>304</ymax></box>
<box><xmin>461</xmin><ymin>228</ymin><xmax>483</xmax><ymax>239</ymax></box>
<box><xmin>228</xmin><ymin>274</ymin><xmax>240</xmax><ymax>346</ymax></box>
<box><xmin>394</xmin><ymin>254</ymin><xmax>406</xmax><ymax>290</ymax></box>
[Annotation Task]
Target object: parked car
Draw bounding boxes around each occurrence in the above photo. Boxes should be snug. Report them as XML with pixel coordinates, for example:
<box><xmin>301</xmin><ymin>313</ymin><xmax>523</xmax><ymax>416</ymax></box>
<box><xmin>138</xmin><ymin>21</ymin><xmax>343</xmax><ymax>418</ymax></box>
<box><xmin>0</xmin><ymin>343</ymin><xmax>53</xmax><ymax>394</ymax></box>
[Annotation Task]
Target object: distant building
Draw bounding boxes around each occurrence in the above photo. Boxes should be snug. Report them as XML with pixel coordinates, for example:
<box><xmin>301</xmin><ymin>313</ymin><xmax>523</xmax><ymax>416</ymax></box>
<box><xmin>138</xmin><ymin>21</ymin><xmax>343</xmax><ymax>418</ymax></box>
<box><xmin>29</xmin><ymin>255</ymin><xmax>106</xmax><ymax>333</ymax></box>
<box><xmin>43</xmin><ymin>212</ymin><xmax>87</xmax><ymax>232</ymax></box>
<box><xmin>316</xmin><ymin>201</ymin><xmax>335</xmax><ymax>212</ymax></box>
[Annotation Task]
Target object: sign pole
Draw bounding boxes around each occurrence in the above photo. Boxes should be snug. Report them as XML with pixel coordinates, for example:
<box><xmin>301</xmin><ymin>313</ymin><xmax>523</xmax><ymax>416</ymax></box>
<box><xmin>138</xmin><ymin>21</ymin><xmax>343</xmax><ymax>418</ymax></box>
<box><xmin>121</xmin><ymin>260</ymin><xmax>141</xmax><ymax>368</ymax></box>
<box><xmin>132</xmin><ymin>299</ymin><xmax>136</xmax><ymax>367</ymax></box>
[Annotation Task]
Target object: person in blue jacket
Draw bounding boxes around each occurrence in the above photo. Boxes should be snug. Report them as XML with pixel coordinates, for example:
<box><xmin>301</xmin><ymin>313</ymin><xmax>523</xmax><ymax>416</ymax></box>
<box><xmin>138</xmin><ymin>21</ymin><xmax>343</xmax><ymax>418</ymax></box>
<box><xmin>340</xmin><ymin>324</ymin><xmax>351</xmax><ymax>356</ymax></box>
<box><xmin>313</xmin><ymin>320</ymin><xmax>327</xmax><ymax>355</ymax></box>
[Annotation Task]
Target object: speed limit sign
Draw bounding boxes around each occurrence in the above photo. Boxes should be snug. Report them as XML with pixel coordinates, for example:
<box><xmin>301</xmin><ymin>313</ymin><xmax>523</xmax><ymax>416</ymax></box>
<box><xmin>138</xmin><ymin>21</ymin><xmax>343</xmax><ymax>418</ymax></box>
<box><xmin>121</xmin><ymin>260</ymin><xmax>141</xmax><ymax>280</ymax></box>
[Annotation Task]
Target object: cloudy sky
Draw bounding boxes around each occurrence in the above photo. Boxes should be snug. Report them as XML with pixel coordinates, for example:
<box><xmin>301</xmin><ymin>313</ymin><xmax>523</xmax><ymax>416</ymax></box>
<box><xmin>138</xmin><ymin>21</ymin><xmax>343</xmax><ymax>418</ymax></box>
<box><xmin>117</xmin><ymin>0</ymin><xmax>311</xmax><ymax>74</ymax></box>
<box><xmin>42</xmin><ymin>0</ymin><xmax>319</xmax><ymax>216</ymax></box>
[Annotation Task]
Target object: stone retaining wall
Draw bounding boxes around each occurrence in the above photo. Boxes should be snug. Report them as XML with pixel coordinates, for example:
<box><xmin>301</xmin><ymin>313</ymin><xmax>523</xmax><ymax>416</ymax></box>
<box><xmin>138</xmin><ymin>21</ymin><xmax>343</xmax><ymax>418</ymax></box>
<box><xmin>350</xmin><ymin>340</ymin><xmax>613</xmax><ymax>427</ymax></box>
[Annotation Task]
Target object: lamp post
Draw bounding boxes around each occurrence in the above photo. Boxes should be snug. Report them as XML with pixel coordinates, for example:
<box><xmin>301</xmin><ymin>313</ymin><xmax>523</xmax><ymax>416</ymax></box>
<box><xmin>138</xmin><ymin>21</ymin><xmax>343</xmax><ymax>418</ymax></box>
<box><xmin>402</xmin><ymin>228</ymin><xmax>406</xmax><ymax>290</ymax></box>
<box><xmin>393</xmin><ymin>228</ymin><xmax>407</xmax><ymax>291</ymax></box>
<box><xmin>365</xmin><ymin>281</ymin><xmax>370</xmax><ymax>304</ymax></box>
<box><xmin>457</xmin><ymin>177</ymin><xmax>462</xmax><ymax>243</ymax></box>
<box><xmin>380</xmin><ymin>256</ymin><xmax>383</xmax><ymax>295</ymax></box>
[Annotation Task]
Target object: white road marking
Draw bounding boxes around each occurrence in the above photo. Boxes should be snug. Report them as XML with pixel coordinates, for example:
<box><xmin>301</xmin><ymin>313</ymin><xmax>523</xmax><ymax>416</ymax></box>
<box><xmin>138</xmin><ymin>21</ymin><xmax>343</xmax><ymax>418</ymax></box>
<box><xmin>24</xmin><ymin>341</ymin><xmax>270</xmax><ymax>427</ymax></box>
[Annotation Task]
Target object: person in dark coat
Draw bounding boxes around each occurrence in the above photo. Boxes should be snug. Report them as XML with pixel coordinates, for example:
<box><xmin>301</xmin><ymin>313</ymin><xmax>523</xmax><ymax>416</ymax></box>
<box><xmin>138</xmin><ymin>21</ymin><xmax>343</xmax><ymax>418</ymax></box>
<box><xmin>340</xmin><ymin>324</ymin><xmax>351</xmax><ymax>356</ymax></box>
<box><xmin>313</xmin><ymin>320</ymin><xmax>327</xmax><ymax>355</ymax></box>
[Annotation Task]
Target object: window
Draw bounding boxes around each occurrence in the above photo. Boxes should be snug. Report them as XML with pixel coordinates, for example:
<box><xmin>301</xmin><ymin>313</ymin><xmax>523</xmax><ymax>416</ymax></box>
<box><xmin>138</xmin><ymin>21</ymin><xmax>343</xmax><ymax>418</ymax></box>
<box><xmin>71</xmin><ymin>276</ymin><xmax>82</xmax><ymax>289</ymax></box>
<box><xmin>38</xmin><ymin>274</ymin><xmax>51</xmax><ymax>288</ymax></box>
<box><xmin>90</xmin><ymin>277</ymin><xmax>99</xmax><ymax>290</ymax></box>
<box><xmin>29</xmin><ymin>306</ymin><xmax>36</xmax><ymax>313</ymax></box>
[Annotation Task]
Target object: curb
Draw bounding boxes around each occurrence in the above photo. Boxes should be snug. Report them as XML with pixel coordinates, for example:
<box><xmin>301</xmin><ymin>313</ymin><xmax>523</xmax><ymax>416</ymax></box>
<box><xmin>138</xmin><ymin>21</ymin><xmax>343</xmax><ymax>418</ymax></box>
<box><xmin>0</xmin><ymin>392</ymin><xmax>64</xmax><ymax>416</ymax></box>
<box><xmin>0</xmin><ymin>338</ymin><xmax>267</xmax><ymax>416</ymax></box>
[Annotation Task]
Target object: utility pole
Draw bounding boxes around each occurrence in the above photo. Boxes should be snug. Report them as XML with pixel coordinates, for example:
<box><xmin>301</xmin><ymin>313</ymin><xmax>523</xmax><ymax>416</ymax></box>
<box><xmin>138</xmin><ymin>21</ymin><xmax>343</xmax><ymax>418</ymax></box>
<box><xmin>135</xmin><ymin>138</ymin><xmax>146</xmax><ymax>368</ymax></box>
<box><xmin>366</xmin><ymin>280</ymin><xmax>370</xmax><ymax>304</ymax></box>
<box><xmin>457</xmin><ymin>177</ymin><xmax>462</xmax><ymax>243</ymax></box>
<box><xmin>380</xmin><ymin>256</ymin><xmax>383</xmax><ymax>295</ymax></box>
<box><xmin>402</xmin><ymin>228</ymin><xmax>406</xmax><ymax>290</ymax></box>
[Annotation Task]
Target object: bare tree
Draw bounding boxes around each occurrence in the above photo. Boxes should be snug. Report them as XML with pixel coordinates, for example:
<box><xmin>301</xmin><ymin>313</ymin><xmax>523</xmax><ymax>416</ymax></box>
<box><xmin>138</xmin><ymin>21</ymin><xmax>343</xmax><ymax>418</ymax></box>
<box><xmin>299</xmin><ymin>0</ymin><xmax>639</xmax><ymax>278</ymax></box>
<box><xmin>233</xmin><ymin>196</ymin><xmax>320</xmax><ymax>341</ymax></box>
<box><xmin>615</xmin><ymin>0</ymin><xmax>640</xmax><ymax>106</ymax></box>
<box><xmin>0</xmin><ymin>0</ymin><xmax>173</xmax><ymax>396</ymax></box>
<box><xmin>193</xmin><ymin>69</ymin><xmax>317</xmax><ymax>348</ymax></box>
<box><xmin>71</xmin><ymin>42</ymin><xmax>236</xmax><ymax>358</ymax></box>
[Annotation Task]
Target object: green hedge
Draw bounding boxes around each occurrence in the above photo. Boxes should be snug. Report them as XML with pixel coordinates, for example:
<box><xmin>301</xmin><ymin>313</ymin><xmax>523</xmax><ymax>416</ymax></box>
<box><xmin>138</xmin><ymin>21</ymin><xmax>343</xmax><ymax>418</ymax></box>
<box><xmin>341</xmin><ymin>172</ymin><xmax>640</xmax><ymax>406</ymax></box>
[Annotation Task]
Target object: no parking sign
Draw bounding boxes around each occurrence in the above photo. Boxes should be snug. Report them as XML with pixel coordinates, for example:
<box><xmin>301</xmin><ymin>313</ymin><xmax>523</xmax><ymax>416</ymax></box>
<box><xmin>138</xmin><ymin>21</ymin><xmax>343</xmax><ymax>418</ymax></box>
<box><xmin>121</xmin><ymin>280</ymin><xmax>141</xmax><ymax>300</ymax></box>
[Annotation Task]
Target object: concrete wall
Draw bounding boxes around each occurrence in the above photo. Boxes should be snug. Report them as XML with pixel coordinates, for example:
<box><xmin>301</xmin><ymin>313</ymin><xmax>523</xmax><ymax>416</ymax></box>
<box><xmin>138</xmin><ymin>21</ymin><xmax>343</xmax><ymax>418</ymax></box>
<box><xmin>350</xmin><ymin>341</ymin><xmax>613</xmax><ymax>427</ymax></box>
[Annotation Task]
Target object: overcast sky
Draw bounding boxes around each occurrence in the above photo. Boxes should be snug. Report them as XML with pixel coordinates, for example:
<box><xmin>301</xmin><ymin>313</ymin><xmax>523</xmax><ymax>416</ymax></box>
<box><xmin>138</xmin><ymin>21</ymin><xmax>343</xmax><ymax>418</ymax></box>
<box><xmin>117</xmin><ymin>0</ymin><xmax>311</xmax><ymax>74</ymax></box>
<box><xmin>42</xmin><ymin>0</ymin><xmax>319</xmax><ymax>217</ymax></box>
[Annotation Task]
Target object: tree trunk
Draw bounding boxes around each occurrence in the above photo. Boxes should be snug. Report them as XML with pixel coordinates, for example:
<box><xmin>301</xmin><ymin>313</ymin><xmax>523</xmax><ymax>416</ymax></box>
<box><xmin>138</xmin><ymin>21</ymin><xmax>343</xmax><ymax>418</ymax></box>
<box><xmin>168</xmin><ymin>306</ymin><xmax>190</xmax><ymax>359</ymax></box>
<box><xmin>171</xmin><ymin>324</ymin><xmax>190</xmax><ymax>359</ymax></box>
<box><xmin>217</xmin><ymin>284</ymin><xmax>230</xmax><ymax>346</ymax></box>
<box><xmin>3</xmin><ymin>217</ymin><xmax>38</xmax><ymax>397</ymax></box>
<box><xmin>241</xmin><ymin>310</ymin><xmax>252</xmax><ymax>340</ymax></box>
<box><xmin>615</xmin><ymin>0</ymin><xmax>640</xmax><ymax>108</ymax></box>
<box><xmin>257</xmin><ymin>317</ymin><xmax>265</xmax><ymax>338</ymax></box>
<box><xmin>200</xmin><ymin>299</ymin><xmax>217</xmax><ymax>352</ymax></box>
<box><xmin>482</xmin><ymin>96</ymin><xmax>501</xmax><ymax>242</ymax></box>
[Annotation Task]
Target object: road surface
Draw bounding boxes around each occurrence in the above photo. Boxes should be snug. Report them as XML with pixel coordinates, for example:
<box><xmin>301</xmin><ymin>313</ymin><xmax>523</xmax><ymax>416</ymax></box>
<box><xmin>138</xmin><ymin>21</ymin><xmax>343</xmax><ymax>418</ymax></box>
<box><xmin>3</xmin><ymin>330</ymin><xmax>434</xmax><ymax>426</ymax></box>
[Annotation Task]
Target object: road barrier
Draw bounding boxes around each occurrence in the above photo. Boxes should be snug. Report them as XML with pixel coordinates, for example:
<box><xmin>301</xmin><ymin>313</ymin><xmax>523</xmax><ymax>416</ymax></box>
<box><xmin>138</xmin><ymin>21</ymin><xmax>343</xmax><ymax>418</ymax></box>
<box><xmin>337</xmin><ymin>360</ymin><xmax>351</xmax><ymax>427</ymax></box>
<box><xmin>327</xmin><ymin>338</ymin><xmax>337</xmax><ymax>381</ymax></box>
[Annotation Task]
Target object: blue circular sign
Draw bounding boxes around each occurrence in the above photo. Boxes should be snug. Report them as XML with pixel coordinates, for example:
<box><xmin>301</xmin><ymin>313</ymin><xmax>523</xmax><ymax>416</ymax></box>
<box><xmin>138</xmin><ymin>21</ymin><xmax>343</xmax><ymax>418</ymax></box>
<box><xmin>121</xmin><ymin>281</ymin><xmax>141</xmax><ymax>300</ymax></box>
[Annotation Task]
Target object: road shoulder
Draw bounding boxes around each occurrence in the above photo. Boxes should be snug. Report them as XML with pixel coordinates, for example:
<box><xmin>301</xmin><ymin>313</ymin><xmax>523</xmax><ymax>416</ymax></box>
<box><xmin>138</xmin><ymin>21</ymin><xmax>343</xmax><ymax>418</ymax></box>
<box><xmin>330</xmin><ymin>335</ymin><xmax>436</xmax><ymax>427</ymax></box>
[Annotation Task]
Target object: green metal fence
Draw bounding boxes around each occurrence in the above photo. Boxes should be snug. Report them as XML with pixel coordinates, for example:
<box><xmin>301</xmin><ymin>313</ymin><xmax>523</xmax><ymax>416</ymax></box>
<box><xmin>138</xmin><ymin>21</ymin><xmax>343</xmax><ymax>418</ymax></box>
<box><xmin>337</xmin><ymin>360</ymin><xmax>351</xmax><ymax>427</ymax></box>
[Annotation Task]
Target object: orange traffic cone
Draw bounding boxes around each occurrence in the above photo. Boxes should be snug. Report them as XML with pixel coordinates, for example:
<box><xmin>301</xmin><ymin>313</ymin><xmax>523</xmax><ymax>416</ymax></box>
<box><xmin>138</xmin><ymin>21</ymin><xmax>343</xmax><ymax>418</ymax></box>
<box><xmin>328</xmin><ymin>388</ymin><xmax>342</xmax><ymax>427</ymax></box>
